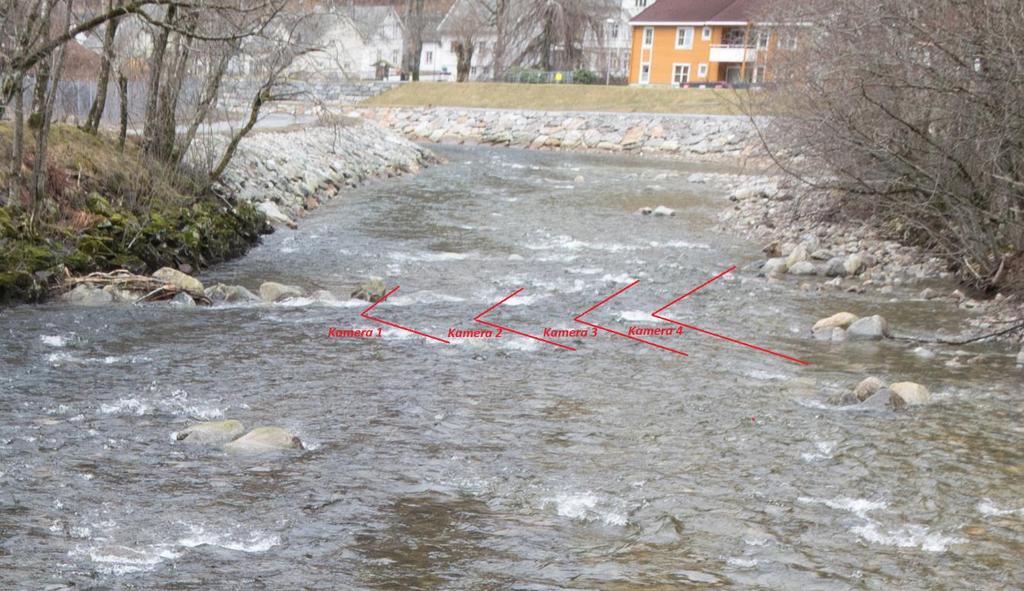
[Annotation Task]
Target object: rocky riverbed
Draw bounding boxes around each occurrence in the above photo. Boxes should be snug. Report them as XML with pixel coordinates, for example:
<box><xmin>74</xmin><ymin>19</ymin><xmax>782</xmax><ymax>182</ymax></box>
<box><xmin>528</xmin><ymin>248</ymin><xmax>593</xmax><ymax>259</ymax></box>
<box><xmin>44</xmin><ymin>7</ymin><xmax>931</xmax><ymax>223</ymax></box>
<box><xmin>358</xmin><ymin>107</ymin><xmax>759</xmax><ymax>161</ymax></box>
<box><xmin>700</xmin><ymin>171</ymin><xmax>1023</xmax><ymax>354</ymax></box>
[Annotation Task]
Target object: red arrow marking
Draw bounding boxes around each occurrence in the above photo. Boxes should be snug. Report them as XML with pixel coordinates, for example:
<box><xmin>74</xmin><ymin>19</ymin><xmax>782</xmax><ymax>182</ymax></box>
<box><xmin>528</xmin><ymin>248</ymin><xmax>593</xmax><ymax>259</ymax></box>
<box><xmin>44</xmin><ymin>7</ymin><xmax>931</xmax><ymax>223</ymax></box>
<box><xmin>360</xmin><ymin>285</ymin><xmax>451</xmax><ymax>344</ymax></box>
<box><xmin>651</xmin><ymin>265</ymin><xmax>810</xmax><ymax>366</ymax></box>
<box><xmin>574</xmin><ymin>280</ymin><xmax>688</xmax><ymax>357</ymax></box>
<box><xmin>474</xmin><ymin>289</ymin><xmax>576</xmax><ymax>351</ymax></box>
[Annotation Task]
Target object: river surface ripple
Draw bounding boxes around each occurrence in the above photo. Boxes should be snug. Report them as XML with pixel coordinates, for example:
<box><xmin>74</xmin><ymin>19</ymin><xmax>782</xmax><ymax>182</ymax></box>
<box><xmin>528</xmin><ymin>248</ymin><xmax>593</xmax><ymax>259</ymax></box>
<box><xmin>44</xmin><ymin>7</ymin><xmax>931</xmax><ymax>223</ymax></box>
<box><xmin>1</xmin><ymin>146</ymin><xmax>1022</xmax><ymax>589</ymax></box>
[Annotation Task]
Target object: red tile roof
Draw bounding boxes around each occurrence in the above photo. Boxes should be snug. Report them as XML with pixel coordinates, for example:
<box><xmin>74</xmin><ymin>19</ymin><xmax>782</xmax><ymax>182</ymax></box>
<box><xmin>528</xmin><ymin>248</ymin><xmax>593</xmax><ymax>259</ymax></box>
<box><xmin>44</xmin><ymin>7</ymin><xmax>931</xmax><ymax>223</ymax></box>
<box><xmin>631</xmin><ymin>0</ymin><xmax>766</xmax><ymax>25</ymax></box>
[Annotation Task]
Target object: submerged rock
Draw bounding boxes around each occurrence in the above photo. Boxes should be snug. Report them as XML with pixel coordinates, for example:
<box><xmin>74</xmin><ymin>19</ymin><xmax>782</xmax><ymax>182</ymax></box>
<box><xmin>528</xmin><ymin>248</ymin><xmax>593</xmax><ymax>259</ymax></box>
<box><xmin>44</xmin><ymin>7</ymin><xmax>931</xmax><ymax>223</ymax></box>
<box><xmin>224</xmin><ymin>427</ymin><xmax>304</xmax><ymax>453</ymax></box>
<box><xmin>205</xmin><ymin>283</ymin><xmax>260</xmax><ymax>304</ymax></box>
<box><xmin>170</xmin><ymin>292</ymin><xmax>196</xmax><ymax>307</ymax></box>
<box><xmin>890</xmin><ymin>382</ymin><xmax>931</xmax><ymax>405</ymax></box>
<box><xmin>63</xmin><ymin>284</ymin><xmax>114</xmax><ymax>305</ymax></box>
<box><xmin>260</xmin><ymin>281</ymin><xmax>304</xmax><ymax>303</ymax></box>
<box><xmin>763</xmin><ymin>257</ymin><xmax>789</xmax><ymax>276</ymax></box>
<box><xmin>854</xmin><ymin>376</ymin><xmax>887</xmax><ymax>401</ymax></box>
<box><xmin>812</xmin><ymin>312</ymin><xmax>859</xmax><ymax>331</ymax></box>
<box><xmin>859</xmin><ymin>388</ymin><xmax>907</xmax><ymax>411</ymax></box>
<box><xmin>351</xmin><ymin>277</ymin><xmax>387</xmax><ymax>302</ymax></box>
<box><xmin>176</xmin><ymin>420</ymin><xmax>246</xmax><ymax>445</ymax></box>
<box><xmin>636</xmin><ymin>207</ymin><xmax>653</xmax><ymax>215</ymax></box>
<box><xmin>152</xmin><ymin>267</ymin><xmax>205</xmax><ymax>297</ymax></box>
<box><xmin>847</xmin><ymin>315</ymin><xmax>890</xmax><ymax>340</ymax></box>
<box><xmin>256</xmin><ymin>201</ymin><xmax>298</xmax><ymax>229</ymax></box>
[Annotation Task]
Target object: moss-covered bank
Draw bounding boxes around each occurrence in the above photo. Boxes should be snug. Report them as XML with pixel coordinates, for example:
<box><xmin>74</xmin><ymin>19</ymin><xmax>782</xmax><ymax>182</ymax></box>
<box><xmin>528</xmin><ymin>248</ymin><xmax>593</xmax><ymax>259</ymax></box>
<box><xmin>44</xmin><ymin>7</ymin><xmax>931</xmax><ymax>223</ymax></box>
<box><xmin>0</xmin><ymin>125</ymin><xmax>269</xmax><ymax>305</ymax></box>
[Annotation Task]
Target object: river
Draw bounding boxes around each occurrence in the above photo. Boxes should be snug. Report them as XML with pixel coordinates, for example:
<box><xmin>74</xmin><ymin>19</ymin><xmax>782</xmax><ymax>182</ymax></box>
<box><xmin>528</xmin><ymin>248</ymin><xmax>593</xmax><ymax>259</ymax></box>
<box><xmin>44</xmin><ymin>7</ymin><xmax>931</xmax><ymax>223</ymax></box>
<box><xmin>1</xmin><ymin>146</ymin><xmax>1021</xmax><ymax>589</ymax></box>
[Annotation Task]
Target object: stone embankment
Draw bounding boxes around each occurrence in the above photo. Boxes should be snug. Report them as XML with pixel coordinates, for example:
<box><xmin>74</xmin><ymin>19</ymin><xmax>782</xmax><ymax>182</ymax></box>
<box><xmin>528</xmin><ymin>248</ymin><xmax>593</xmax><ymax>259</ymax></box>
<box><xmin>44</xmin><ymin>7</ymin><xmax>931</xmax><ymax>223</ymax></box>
<box><xmin>357</xmin><ymin>107</ymin><xmax>759</xmax><ymax>161</ymax></box>
<box><xmin>209</xmin><ymin>117</ymin><xmax>436</xmax><ymax>227</ymax></box>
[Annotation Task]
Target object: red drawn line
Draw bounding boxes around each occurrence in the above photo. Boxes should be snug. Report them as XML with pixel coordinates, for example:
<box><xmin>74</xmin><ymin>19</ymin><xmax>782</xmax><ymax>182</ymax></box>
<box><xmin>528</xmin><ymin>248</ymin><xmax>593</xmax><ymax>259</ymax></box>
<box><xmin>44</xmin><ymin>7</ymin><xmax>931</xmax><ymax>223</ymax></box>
<box><xmin>651</xmin><ymin>265</ymin><xmax>810</xmax><ymax>366</ymax></box>
<box><xmin>474</xmin><ymin>288</ymin><xmax>576</xmax><ymax>351</ymax></box>
<box><xmin>574</xmin><ymin>280</ymin><xmax>688</xmax><ymax>357</ymax></box>
<box><xmin>360</xmin><ymin>285</ymin><xmax>451</xmax><ymax>344</ymax></box>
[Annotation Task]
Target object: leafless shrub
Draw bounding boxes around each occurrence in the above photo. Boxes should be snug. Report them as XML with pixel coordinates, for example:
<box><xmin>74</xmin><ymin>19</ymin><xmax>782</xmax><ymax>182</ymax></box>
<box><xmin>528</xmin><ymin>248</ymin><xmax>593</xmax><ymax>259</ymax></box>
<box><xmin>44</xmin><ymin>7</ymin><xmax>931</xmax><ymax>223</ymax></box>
<box><xmin>757</xmin><ymin>0</ymin><xmax>1024</xmax><ymax>292</ymax></box>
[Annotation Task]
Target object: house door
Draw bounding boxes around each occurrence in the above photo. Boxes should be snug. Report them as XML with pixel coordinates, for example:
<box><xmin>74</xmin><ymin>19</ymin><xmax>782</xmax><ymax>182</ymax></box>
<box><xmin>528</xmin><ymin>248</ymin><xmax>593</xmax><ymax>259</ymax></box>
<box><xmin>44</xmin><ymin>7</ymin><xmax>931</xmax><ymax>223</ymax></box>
<box><xmin>725</xmin><ymin>65</ymin><xmax>742</xmax><ymax>84</ymax></box>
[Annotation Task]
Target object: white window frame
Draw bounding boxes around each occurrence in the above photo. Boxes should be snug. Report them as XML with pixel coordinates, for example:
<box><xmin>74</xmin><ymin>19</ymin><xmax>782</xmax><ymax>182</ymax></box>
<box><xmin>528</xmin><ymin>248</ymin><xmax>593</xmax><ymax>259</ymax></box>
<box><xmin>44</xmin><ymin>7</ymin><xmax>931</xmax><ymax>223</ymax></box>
<box><xmin>642</xmin><ymin>27</ymin><xmax>654</xmax><ymax>47</ymax></box>
<box><xmin>755</xmin><ymin>30</ymin><xmax>769</xmax><ymax>50</ymax></box>
<box><xmin>675</xmin><ymin>26</ymin><xmax>694</xmax><ymax>49</ymax></box>
<box><xmin>672</xmin><ymin>63</ymin><xmax>691</xmax><ymax>85</ymax></box>
<box><xmin>424</xmin><ymin>50</ymin><xmax>434</xmax><ymax>65</ymax></box>
<box><xmin>697</xmin><ymin>63</ymin><xmax>708</xmax><ymax>78</ymax></box>
<box><xmin>702</xmin><ymin>26</ymin><xmax>712</xmax><ymax>41</ymax></box>
<box><xmin>639</xmin><ymin>63</ymin><xmax>651</xmax><ymax>84</ymax></box>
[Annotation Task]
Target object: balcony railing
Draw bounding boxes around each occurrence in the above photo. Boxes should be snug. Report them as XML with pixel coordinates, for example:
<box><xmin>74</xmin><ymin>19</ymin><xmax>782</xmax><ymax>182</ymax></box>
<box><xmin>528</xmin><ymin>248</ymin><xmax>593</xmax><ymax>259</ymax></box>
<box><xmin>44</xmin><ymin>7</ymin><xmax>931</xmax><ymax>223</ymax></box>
<box><xmin>709</xmin><ymin>45</ymin><xmax>758</xmax><ymax>63</ymax></box>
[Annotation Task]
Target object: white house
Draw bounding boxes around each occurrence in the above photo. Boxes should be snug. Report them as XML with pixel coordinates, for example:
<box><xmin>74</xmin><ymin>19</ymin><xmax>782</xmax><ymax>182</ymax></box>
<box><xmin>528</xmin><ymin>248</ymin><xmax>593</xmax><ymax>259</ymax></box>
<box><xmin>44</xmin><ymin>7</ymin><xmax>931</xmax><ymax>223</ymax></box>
<box><xmin>419</xmin><ymin>0</ymin><xmax>497</xmax><ymax>82</ymax></box>
<box><xmin>290</xmin><ymin>5</ymin><xmax>405</xmax><ymax>81</ymax></box>
<box><xmin>583</xmin><ymin>0</ymin><xmax>656</xmax><ymax>79</ymax></box>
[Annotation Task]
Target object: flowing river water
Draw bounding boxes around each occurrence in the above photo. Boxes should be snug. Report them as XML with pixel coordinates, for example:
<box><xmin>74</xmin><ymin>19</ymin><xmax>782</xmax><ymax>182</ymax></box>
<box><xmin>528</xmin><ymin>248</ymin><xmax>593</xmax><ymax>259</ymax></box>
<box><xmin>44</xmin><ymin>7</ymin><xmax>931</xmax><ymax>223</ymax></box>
<box><xmin>1</xmin><ymin>146</ymin><xmax>1022</xmax><ymax>589</ymax></box>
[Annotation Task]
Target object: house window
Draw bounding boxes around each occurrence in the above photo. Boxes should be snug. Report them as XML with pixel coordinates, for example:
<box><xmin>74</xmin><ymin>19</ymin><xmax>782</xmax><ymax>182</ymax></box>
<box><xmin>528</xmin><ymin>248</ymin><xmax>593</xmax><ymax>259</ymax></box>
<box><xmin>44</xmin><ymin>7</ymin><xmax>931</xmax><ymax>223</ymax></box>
<box><xmin>635</xmin><ymin>0</ymin><xmax>647</xmax><ymax>7</ymax></box>
<box><xmin>755</xmin><ymin>30</ymin><xmax>769</xmax><ymax>50</ymax></box>
<box><xmin>642</xmin><ymin>27</ymin><xmax>653</xmax><ymax>47</ymax></box>
<box><xmin>702</xmin><ymin>26</ymin><xmax>712</xmax><ymax>41</ymax></box>
<box><xmin>424</xmin><ymin>50</ymin><xmax>434</xmax><ymax>65</ymax></box>
<box><xmin>639</xmin><ymin>64</ymin><xmax>651</xmax><ymax>84</ymax></box>
<box><xmin>777</xmin><ymin>33</ymin><xmax>797</xmax><ymax>50</ymax></box>
<box><xmin>675</xmin><ymin>27</ymin><xmax>694</xmax><ymax>49</ymax></box>
<box><xmin>672</xmin><ymin>63</ymin><xmax>690</xmax><ymax>85</ymax></box>
<box><xmin>697</xmin><ymin>63</ymin><xmax>708</xmax><ymax>78</ymax></box>
<box><xmin>471</xmin><ymin>66</ymin><xmax>478</xmax><ymax>76</ymax></box>
<box><xmin>610</xmin><ymin>23</ymin><xmax>619</xmax><ymax>39</ymax></box>
<box><xmin>753</xmin><ymin>65</ymin><xmax>766</xmax><ymax>83</ymax></box>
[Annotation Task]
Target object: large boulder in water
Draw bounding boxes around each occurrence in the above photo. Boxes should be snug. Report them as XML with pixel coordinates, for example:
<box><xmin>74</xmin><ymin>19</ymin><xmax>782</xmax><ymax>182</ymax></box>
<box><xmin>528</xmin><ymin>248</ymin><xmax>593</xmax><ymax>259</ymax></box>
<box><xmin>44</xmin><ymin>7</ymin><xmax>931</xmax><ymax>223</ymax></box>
<box><xmin>224</xmin><ymin>427</ymin><xmax>304</xmax><ymax>453</ymax></box>
<box><xmin>847</xmin><ymin>315</ymin><xmax>890</xmax><ymax>340</ymax></box>
<box><xmin>152</xmin><ymin>267</ymin><xmax>205</xmax><ymax>297</ymax></box>
<box><xmin>176</xmin><ymin>420</ymin><xmax>245</xmax><ymax>445</ymax></box>
<box><xmin>63</xmin><ymin>284</ymin><xmax>114</xmax><ymax>305</ymax></box>
<box><xmin>854</xmin><ymin>376</ymin><xmax>887</xmax><ymax>401</ymax></box>
<box><xmin>351</xmin><ymin>277</ymin><xmax>387</xmax><ymax>302</ymax></box>
<box><xmin>260</xmin><ymin>281</ymin><xmax>304</xmax><ymax>303</ymax></box>
<box><xmin>813</xmin><ymin>312</ymin><xmax>859</xmax><ymax>331</ymax></box>
<box><xmin>205</xmin><ymin>283</ymin><xmax>260</xmax><ymax>304</ymax></box>
<box><xmin>890</xmin><ymin>382</ymin><xmax>931</xmax><ymax>405</ymax></box>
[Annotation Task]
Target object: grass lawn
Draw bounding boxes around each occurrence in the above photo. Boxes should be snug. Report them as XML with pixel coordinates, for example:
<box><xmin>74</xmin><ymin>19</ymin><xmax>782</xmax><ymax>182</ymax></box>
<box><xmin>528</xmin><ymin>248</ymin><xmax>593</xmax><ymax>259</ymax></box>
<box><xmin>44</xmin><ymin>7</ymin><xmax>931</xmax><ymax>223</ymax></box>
<box><xmin>362</xmin><ymin>82</ymin><xmax>758</xmax><ymax>115</ymax></box>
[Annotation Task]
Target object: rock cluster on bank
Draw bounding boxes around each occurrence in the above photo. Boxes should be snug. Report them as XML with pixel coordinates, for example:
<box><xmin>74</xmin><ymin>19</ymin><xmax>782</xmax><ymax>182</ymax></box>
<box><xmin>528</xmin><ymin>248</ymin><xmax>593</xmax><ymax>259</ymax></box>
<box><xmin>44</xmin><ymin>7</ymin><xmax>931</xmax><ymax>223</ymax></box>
<box><xmin>358</xmin><ymin>107</ymin><xmax>758</xmax><ymax>161</ymax></box>
<box><xmin>207</xmin><ymin>119</ymin><xmax>436</xmax><ymax>226</ymax></box>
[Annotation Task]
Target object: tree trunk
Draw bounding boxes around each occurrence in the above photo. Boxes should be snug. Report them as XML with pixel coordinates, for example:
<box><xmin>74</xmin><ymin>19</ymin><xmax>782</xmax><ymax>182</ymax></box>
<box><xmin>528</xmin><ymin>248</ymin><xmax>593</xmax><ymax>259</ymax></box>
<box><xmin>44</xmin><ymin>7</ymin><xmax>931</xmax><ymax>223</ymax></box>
<box><xmin>142</xmin><ymin>5</ymin><xmax>176</xmax><ymax>142</ymax></box>
<box><xmin>31</xmin><ymin>0</ymin><xmax>72</xmax><ymax>210</ymax></box>
<box><xmin>6</xmin><ymin>76</ymin><xmax>25</xmax><ymax>206</ymax></box>
<box><xmin>208</xmin><ymin>86</ymin><xmax>266</xmax><ymax>184</ymax></box>
<box><xmin>117</xmin><ymin>71</ymin><xmax>128</xmax><ymax>151</ymax></box>
<box><xmin>84</xmin><ymin>5</ymin><xmax>121</xmax><ymax>134</ymax></box>
<box><xmin>176</xmin><ymin>42</ymin><xmax>234</xmax><ymax>165</ymax></box>
<box><xmin>455</xmin><ymin>43</ymin><xmax>473</xmax><ymax>82</ymax></box>
<box><xmin>492</xmin><ymin>0</ymin><xmax>508</xmax><ymax>80</ymax></box>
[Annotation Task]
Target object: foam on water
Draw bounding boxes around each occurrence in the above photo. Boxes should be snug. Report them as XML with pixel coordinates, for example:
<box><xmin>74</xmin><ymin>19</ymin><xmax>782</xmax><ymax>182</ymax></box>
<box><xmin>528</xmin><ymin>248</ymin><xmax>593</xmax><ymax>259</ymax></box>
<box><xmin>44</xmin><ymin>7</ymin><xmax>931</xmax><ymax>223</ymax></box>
<box><xmin>40</xmin><ymin>335</ymin><xmax>69</xmax><ymax>347</ymax></box>
<box><xmin>617</xmin><ymin>310</ymin><xmax>657</xmax><ymax>323</ymax></box>
<box><xmin>798</xmin><ymin>496</ymin><xmax>962</xmax><ymax>552</ymax></box>
<box><xmin>98</xmin><ymin>389</ymin><xmax>223</xmax><ymax>420</ymax></box>
<box><xmin>977</xmin><ymin>500</ymin><xmax>1024</xmax><ymax>516</ymax></box>
<box><xmin>545</xmin><ymin>492</ymin><xmax>628</xmax><ymax>526</ymax></box>
<box><xmin>801</xmin><ymin>441</ymin><xmax>837</xmax><ymax>462</ymax></box>
<box><xmin>178</xmin><ymin>524</ymin><xmax>280</xmax><ymax>553</ymax></box>
<box><xmin>388</xmin><ymin>251</ymin><xmax>475</xmax><ymax>262</ymax></box>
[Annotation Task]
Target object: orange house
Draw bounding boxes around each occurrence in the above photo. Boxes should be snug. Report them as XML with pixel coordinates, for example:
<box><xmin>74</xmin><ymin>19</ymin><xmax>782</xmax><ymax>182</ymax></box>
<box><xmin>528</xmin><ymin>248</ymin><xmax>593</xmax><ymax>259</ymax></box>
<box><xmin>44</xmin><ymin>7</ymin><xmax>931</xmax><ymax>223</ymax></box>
<box><xmin>629</xmin><ymin>0</ymin><xmax>782</xmax><ymax>86</ymax></box>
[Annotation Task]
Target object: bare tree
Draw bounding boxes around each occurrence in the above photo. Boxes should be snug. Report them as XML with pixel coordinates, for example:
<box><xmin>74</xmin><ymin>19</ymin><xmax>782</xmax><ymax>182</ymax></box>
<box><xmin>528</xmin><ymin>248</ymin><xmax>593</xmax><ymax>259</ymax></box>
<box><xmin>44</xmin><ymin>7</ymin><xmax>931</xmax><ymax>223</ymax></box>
<box><xmin>757</xmin><ymin>0</ymin><xmax>1024</xmax><ymax>292</ymax></box>
<box><xmin>510</xmin><ymin>0</ymin><xmax>614</xmax><ymax>71</ymax></box>
<box><xmin>442</xmin><ymin>0</ymin><xmax>485</xmax><ymax>82</ymax></box>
